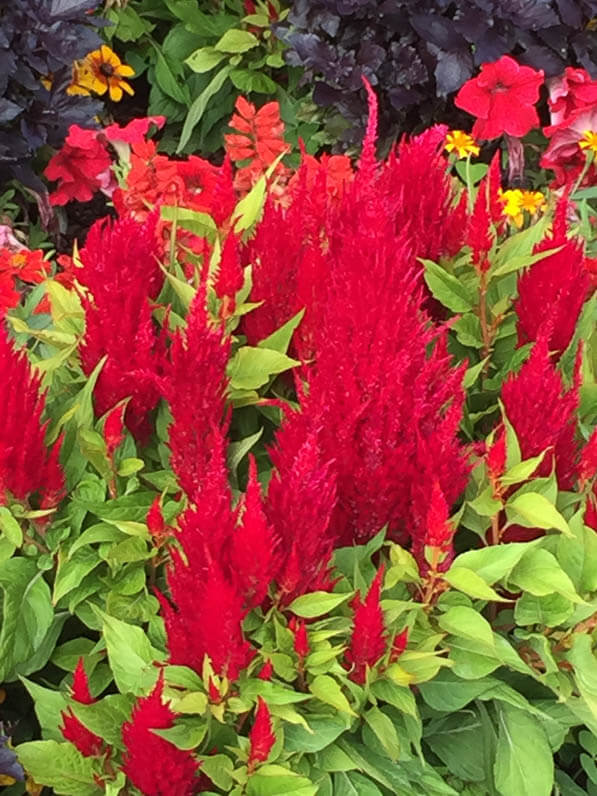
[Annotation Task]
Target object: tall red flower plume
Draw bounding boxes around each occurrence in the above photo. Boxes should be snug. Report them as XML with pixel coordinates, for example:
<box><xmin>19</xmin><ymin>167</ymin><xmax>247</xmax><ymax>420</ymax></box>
<box><xmin>345</xmin><ymin>566</ymin><xmax>387</xmax><ymax>683</ymax></box>
<box><xmin>248</xmin><ymin>698</ymin><xmax>275</xmax><ymax>772</ymax></box>
<box><xmin>228</xmin><ymin>456</ymin><xmax>278</xmax><ymax>610</ymax></box>
<box><xmin>60</xmin><ymin>658</ymin><xmax>104</xmax><ymax>758</ymax></box>
<box><xmin>413</xmin><ymin>481</ymin><xmax>455</xmax><ymax>573</ymax></box>
<box><xmin>159</xmin><ymin>288</ymin><xmax>230</xmax><ymax>504</ymax></box>
<box><xmin>455</xmin><ymin>55</ymin><xmax>544</xmax><ymax>140</ymax></box>
<box><xmin>466</xmin><ymin>172</ymin><xmax>494</xmax><ymax>273</ymax></box>
<box><xmin>78</xmin><ymin>214</ymin><xmax>165</xmax><ymax>443</ymax></box>
<box><xmin>103</xmin><ymin>403</ymin><xmax>126</xmax><ymax>457</ymax></box>
<box><xmin>122</xmin><ymin>674</ymin><xmax>200</xmax><ymax>796</ymax></box>
<box><xmin>515</xmin><ymin>227</ymin><xmax>590</xmax><ymax>359</ymax></box>
<box><xmin>266</xmin><ymin>432</ymin><xmax>338</xmax><ymax>606</ymax></box>
<box><xmin>0</xmin><ymin>325</ymin><xmax>64</xmax><ymax>508</ymax></box>
<box><xmin>501</xmin><ymin>336</ymin><xmax>579</xmax><ymax>540</ymax></box>
<box><xmin>160</xmin><ymin>562</ymin><xmax>255</xmax><ymax>680</ymax></box>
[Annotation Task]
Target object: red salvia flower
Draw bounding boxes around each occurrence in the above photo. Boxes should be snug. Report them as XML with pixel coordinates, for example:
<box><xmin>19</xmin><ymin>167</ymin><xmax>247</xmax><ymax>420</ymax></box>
<box><xmin>455</xmin><ymin>55</ymin><xmax>544</xmax><ymax>140</ymax></box>
<box><xmin>103</xmin><ymin>403</ymin><xmax>126</xmax><ymax>458</ymax></box>
<box><xmin>60</xmin><ymin>658</ymin><xmax>104</xmax><ymax>758</ymax></box>
<box><xmin>0</xmin><ymin>325</ymin><xmax>64</xmax><ymax>508</ymax></box>
<box><xmin>345</xmin><ymin>566</ymin><xmax>387</xmax><ymax>683</ymax></box>
<box><xmin>78</xmin><ymin>214</ymin><xmax>165</xmax><ymax>443</ymax></box>
<box><xmin>122</xmin><ymin>673</ymin><xmax>200</xmax><ymax>796</ymax></box>
<box><xmin>248</xmin><ymin>698</ymin><xmax>275</xmax><ymax>772</ymax></box>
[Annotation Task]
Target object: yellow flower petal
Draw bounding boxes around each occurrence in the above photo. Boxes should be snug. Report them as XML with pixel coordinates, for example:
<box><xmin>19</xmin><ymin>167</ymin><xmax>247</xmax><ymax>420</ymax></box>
<box><xmin>116</xmin><ymin>64</ymin><xmax>135</xmax><ymax>78</ymax></box>
<box><xmin>109</xmin><ymin>82</ymin><xmax>123</xmax><ymax>102</ymax></box>
<box><xmin>101</xmin><ymin>44</ymin><xmax>121</xmax><ymax>67</ymax></box>
<box><xmin>120</xmin><ymin>80</ymin><xmax>134</xmax><ymax>96</ymax></box>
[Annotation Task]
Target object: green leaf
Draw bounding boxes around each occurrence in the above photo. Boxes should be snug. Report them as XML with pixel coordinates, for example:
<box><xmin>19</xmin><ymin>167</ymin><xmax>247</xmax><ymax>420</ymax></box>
<box><xmin>284</xmin><ymin>715</ymin><xmax>349</xmax><ymax>753</ymax></box>
<box><xmin>508</xmin><ymin>548</ymin><xmax>582</xmax><ymax>603</ymax></box>
<box><xmin>0</xmin><ymin>507</ymin><xmax>22</xmax><ymax>546</ymax></box>
<box><xmin>71</xmin><ymin>694</ymin><xmax>134</xmax><ymax>749</ymax></box>
<box><xmin>363</xmin><ymin>706</ymin><xmax>400</xmax><ymax>761</ymax></box>
<box><xmin>370</xmin><ymin>679</ymin><xmax>417</xmax><ymax>717</ymax></box>
<box><xmin>500</xmin><ymin>452</ymin><xmax>547</xmax><ymax>485</ymax></box>
<box><xmin>53</xmin><ymin>548</ymin><xmax>101</xmax><ymax>604</ymax></box>
<box><xmin>247</xmin><ymin>765</ymin><xmax>317</xmax><ymax>796</ymax></box>
<box><xmin>287</xmin><ymin>591</ymin><xmax>351</xmax><ymax>618</ymax></box>
<box><xmin>16</xmin><ymin>741</ymin><xmax>97</xmax><ymax>795</ymax></box>
<box><xmin>421</xmin><ymin>259</ymin><xmax>476</xmax><ymax>313</ymax></box>
<box><xmin>443</xmin><ymin>567</ymin><xmax>508</xmax><ymax>602</ymax></box>
<box><xmin>309</xmin><ymin>675</ymin><xmax>356</xmax><ymax>716</ymax></box>
<box><xmin>153</xmin><ymin>719</ymin><xmax>207</xmax><ymax>750</ymax></box>
<box><xmin>185</xmin><ymin>46</ymin><xmax>227</xmax><ymax>73</ymax></box>
<box><xmin>234</xmin><ymin>174</ymin><xmax>266</xmax><ymax>233</ymax></box>
<box><xmin>215</xmin><ymin>28</ymin><xmax>260</xmax><ymax>53</ymax></box>
<box><xmin>452</xmin><ymin>540</ymin><xmax>541</xmax><ymax>585</ymax></box>
<box><xmin>177</xmin><ymin>66</ymin><xmax>231</xmax><ymax>153</ymax></box>
<box><xmin>102</xmin><ymin>613</ymin><xmax>161</xmax><ymax>694</ymax></box>
<box><xmin>493</xmin><ymin>704</ymin><xmax>553</xmax><ymax>796</ymax></box>
<box><xmin>491</xmin><ymin>244</ymin><xmax>563</xmax><ymax>278</ymax></box>
<box><xmin>197</xmin><ymin>753</ymin><xmax>234</xmax><ymax>790</ymax></box>
<box><xmin>161</xmin><ymin>206</ymin><xmax>217</xmax><ymax>243</ymax></box>
<box><xmin>490</xmin><ymin>214</ymin><xmax>549</xmax><ymax>274</ymax></box>
<box><xmin>117</xmin><ymin>457</ymin><xmax>145</xmax><ymax>477</ymax></box>
<box><xmin>20</xmin><ymin>677</ymin><xmax>69</xmax><ymax>740</ymax></box>
<box><xmin>228</xmin><ymin>346</ymin><xmax>299</xmax><ymax>390</ymax></box>
<box><xmin>506</xmin><ymin>492</ymin><xmax>572</xmax><ymax>536</ymax></box>
<box><xmin>514</xmin><ymin>592</ymin><xmax>574</xmax><ymax>626</ymax></box>
<box><xmin>438</xmin><ymin>605</ymin><xmax>495</xmax><ymax>650</ymax></box>
<box><xmin>258</xmin><ymin>309</ymin><xmax>305</xmax><ymax>355</ymax></box>
<box><xmin>230</xmin><ymin>68</ymin><xmax>278</xmax><ymax>93</ymax></box>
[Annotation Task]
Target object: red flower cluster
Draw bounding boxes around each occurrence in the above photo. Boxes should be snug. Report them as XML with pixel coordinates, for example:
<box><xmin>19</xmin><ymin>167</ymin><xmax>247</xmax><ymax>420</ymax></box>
<box><xmin>45</xmin><ymin>117</ymin><xmax>165</xmax><ymax>206</ymax></box>
<box><xmin>122</xmin><ymin>674</ymin><xmax>200</xmax><ymax>796</ymax></box>
<box><xmin>542</xmin><ymin>67</ymin><xmax>597</xmax><ymax>188</ymax></box>
<box><xmin>0</xmin><ymin>325</ymin><xmax>64</xmax><ymax>508</ymax></box>
<box><xmin>455</xmin><ymin>55</ymin><xmax>543</xmax><ymax>140</ymax></box>
<box><xmin>78</xmin><ymin>214</ymin><xmax>166</xmax><ymax>443</ymax></box>
<box><xmin>0</xmin><ymin>246</ymin><xmax>52</xmax><ymax>314</ymax></box>
<box><xmin>224</xmin><ymin>96</ymin><xmax>290</xmax><ymax>195</ymax></box>
<box><xmin>345</xmin><ymin>566</ymin><xmax>387</xmax><ymax>683</ymax></box>
<box><xmin>60</xmin><ymin>658</ymin><xmax>104</xmax><ymax>758</ymax></box>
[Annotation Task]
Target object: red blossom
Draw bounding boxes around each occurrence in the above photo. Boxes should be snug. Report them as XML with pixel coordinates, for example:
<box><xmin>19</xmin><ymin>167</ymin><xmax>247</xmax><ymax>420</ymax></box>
<box><xmin>60</xmin><ymin>710</ymin><xmax>104</xmax><ymax>758</ymax></box>
<box><xmin>248</xmin><ymin>698</ymin><xmax>275</xmax><ymax>772</ymax></box>
<box><xmin>345</xmin><ymin>566</ymin><xmax>387</xmax><ymax>683</ymax></box>
<box><xmin>122</xmin><ymin>674</ymin><xmax>200</xmax><ymax>796</ymax></box>
<box><xmin>389</xmin><ymin>628</ymin><xmax>409</xmax><ymax>662</ymax></box>
<box><xmin>103</xmin><ymin>403</ymin><xmax>126</xmax><ymax>457</ymax></box>
<box><xmin>0</xmin><ymin>325</ymin><xmax>64</xmax><ymax>508</ymax></box>
<box><xmin>289</xmin><ymin>617</ymin><xmax>309</xmax><ymax>660</ymax></box>
<box><xmin>257</xmin><ymin>660</ymin><xmax>274</xmax><ymax>680</ymax></box>
<box><xmin>146</xmin><ymin>496</ymin><xmax>166</xmax><ymax>540</ymax></box>
<box><xmin>214</xmin><ymin>233</ymin><xmax>244</xmax><ymax>316</ymax></box>
<box><xmin>515</xmin><ymin>225</ymin><xmax>590</xmax><ymax>359</ymax></box>
<box><xmin>45</xmin><ymin>125</ymin><xmax>113</xmax><ymax>205</ymax></box>
<box><xmin>579</xmin><ymin>428</ymin><xmax>597</xmax><ymax>488</ymax></box>
<box><xmin>228</xmin><ymin>456</ymin><xmax>278</xmax><ymax>610</ymax></box>
<box><xmin>102</xmin><ymin>116</ymin><xmax>166</xmax><ymax>145</ymax></box>
<box><xmin>466</xmin><ymin>172</ymin><xmax>494</xmax><ymax>273</ymax></box>
<box><xmin>455</xmin><ymin>55</ymin><xmax>544</xmax><ymax>140</ymax></box>
<box><xmin>71</xmin><ymin>658</ymin><xmax>94</xmax><ymax>705</ymax></box>
<box><xmin>78</xmin><ymin>214</ymin><xmax>165</xmax><ymax>443</ymax></box>
<box><xmin>417</xmin><ymin>480</ymin><xmax>455</xmax><ymax>570</ymax></box>
<box><xmin>487</xmin><ymin>428</ymin><xmax>507</xmax><ymax>482</ymax></box>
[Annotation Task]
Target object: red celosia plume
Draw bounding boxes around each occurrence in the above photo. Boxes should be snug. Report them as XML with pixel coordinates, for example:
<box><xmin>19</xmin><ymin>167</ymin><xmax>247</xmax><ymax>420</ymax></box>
<box><xmin>60</xmin><ymin>658</ymin><xmax>104</xmax><ymax>758</ymax></box>
<box><xmin>122</xmin><ymin>674</ymin><xmax>200</xmax><ymax>796</ymax></box>
<box><xmin>0</xmin><ymin>325</ymin><xmax>64</xmax><ymax>509</ymax></box>
<box><xmin>345</xmin><ymin>566</ymin><xmax>387</xmax><ymax>683</ymax></box>
<box><xmin>248</xmin><ymin>698</ymin><xmax>275</xmax><ymax>772</ymax></box>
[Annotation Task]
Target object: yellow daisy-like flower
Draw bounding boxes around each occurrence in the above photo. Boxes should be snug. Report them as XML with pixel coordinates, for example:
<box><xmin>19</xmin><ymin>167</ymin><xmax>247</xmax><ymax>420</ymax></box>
<box><xmin>68</xmin><ymin>45</ymin><xmax>134</xmax><ymax>102</ymax></box>
<box><xmin>444</xmin><ymin>130</ymin><xmax>480</xmax><ymax>159</ymax></box>
<box><xmin>499</xmin><ymin>188</ymin><xmax>524</xmax><ymax>228</ymax></box>
<box><xmin>579</xmin><ymin>130</ymin><xmax>597</xmax><ymax>155</ymax></box>
<box><xmin>518</xmin><ymin>189</ymin><xmax>546</xmax><ymax>216</ymax></box>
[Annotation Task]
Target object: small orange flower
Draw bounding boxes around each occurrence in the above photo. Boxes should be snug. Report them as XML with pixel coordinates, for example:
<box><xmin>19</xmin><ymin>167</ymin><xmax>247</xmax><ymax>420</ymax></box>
<box><xmin>444</xmin><ymin>130</ymin><xmax>480</xmax><ymax>158</ymax></box>
<box><xmin>69</xmin><ymin>45</ymin><xmax>134</xmax><ymax>102</ymax></box>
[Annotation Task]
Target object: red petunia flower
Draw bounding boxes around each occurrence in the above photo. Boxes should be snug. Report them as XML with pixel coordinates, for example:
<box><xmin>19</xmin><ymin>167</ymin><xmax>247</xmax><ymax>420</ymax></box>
<box><xmin>455</xmin><ymin>55</ymin><xmax>544</xmax><ymax>140</ymax></box>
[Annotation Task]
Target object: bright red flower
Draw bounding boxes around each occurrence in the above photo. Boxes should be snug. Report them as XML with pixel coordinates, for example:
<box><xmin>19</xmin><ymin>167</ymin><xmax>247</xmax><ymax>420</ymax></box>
<box><xmin>103</xmin><ymin>403</ymin><xmax>126</xmax><ymax>458</ymax></box>
<box><xmin>466</xmin><ymin>172</ymin><xmax>494</xmax><ymax>273</ymax></box>
<box><xmin>345</xmin><ymin>566</ymin><xmax>387</xmax><ymax>683</ymax></box>
<box><xmin>547</xmin><ymin>67</ymin><xmax>597</xmax><ymax>128</ymax></box>
<box><xmin>501</xmin><ymin>336</ymin><xmax>579</xmax><ymax>540</ymax></box>
<box><xmin>45</xmin><ymin>125</ymin><xmax>113</xmax><ymax>205</ymax></box>
<box><xmin>122</xmin><ymin>674</ymin><xmax>200</xmax><ymax>796</ymax></box>
<box><xmin>228</xmin><ymin>456</ymin><xmax>278</xmax><ymax>610</ymax></box>
<box><xmin>214</xmin><ymin>233</ymin><xmax>244</xmax><ymax>316</ymax></box>
<box><xmin>78</xmin><ymin>214</ymin><xmax>165</xmax><ymax>443</ymax></box>
<box><xmin>389</xmin><ymin>628</ymin><xmax>409</xmax><ymax>662</ymax></box>
<box><xmin>487</xmin><ymin>427</ymin><xmax>507</xmax><ymax>482</ymax></box>
<box><xmin>290</xmin><ymin>617</ymin><xmax>309</xmax><ymax>660</ymax></box>
<box><xmin>455</xmin><ymin>55</ymin><xmax>544</xmax><ymax>140</ymax></box>
<box><xmin>146</xmin><ymin>495</ymin><xmax>166</xmax><ymax>540</ymax></box>
<box><xmin>257</xmin><ymin>660</ymin><xmax>274</xmax><ymax>681</ymax></box>
<box><xmin>102</xmin><ymin>115</ymin><xmax>165</xmax><ymax>145</ymax></box>
<box><xmin>0</xmin><ymin>326</ymin><xmax>64</xmax><ymax>508</ymax></box>
<box><xmin>515</xmin><ymin>227</ymin><xmax>589</xmax><ymax>359</ymax></box>
<box><xmin>416</xmin><ymin>480</ymin><xmax>455</xmax><ymax>571</ymax></box>
<box><xmin>579</xmin><ymin>428</ymin><xmax>597</xmax><ymax>488</ymax></box>
<box><xmin>60</xmin><ymin>658</ymin><xmax>104</xmax><ymax>758</ymax></box>
<box><xmin>248</xmin><ymin>698</ymin><xmax>275</xmax><ymax>772</ymax></box>
<box><xmin>158</xmin><ymin>288</ymin><xmax>230</xmax><ymax>504</ymax></box>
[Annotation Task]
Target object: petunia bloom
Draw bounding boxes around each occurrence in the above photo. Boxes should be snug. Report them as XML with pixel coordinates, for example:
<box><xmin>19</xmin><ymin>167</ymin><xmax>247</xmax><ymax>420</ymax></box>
<box><xmin>455</xmin><ymin>55</ymin><xmax>544</xmax><ymax>140</ymax></box>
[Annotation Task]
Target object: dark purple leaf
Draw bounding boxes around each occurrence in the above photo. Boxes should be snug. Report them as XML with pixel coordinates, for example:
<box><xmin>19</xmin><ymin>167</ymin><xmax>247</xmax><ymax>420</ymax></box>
<box><xmin>410</xmin><ymin>14</ymin><xmax>465</xmax><ymax>50</ymax></box>
<box><xmin>434</xmin><ymin>49</ymin><xmax>474</xmax><ymax>95</ymax></box>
